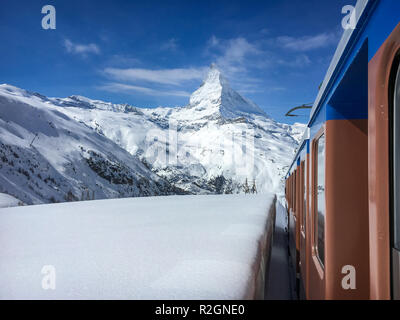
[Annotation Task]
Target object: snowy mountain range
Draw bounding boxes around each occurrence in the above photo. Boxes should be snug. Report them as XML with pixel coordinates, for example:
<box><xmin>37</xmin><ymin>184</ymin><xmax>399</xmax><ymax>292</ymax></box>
<box><xmin>0</xmin><ymin>65</ymin><xmax>305</xmax><ymax>205</ymax></box>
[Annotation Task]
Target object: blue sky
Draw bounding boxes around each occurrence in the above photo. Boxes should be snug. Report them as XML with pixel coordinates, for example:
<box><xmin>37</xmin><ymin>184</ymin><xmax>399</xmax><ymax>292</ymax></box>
<box><xmin>0</xmin><ymin>0</ymin><xmax>356</xmax><ymax>124</ymax></box>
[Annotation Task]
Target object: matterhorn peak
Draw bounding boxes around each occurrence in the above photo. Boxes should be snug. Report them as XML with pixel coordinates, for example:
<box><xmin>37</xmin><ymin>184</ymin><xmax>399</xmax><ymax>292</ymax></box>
<box><xmin>202</xmin><ymin>63</ymin><xmax>229</xmax><ymax>88</ymax></box>
<box><xmin>188</xmin><ymin>64</ymin><xmax>266</xmax><ymax>119</ymax></box>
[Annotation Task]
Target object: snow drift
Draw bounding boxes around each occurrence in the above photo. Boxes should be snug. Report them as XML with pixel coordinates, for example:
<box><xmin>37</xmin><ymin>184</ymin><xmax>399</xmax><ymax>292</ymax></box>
<box><xmin>0</xmin><ymin>194</ymin><xmax>275</xmax><ymax>299</ymax></box>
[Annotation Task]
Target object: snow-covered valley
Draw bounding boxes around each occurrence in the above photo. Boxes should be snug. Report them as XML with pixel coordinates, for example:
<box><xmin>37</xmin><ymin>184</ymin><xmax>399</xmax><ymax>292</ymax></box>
<box><xmin>0</xmin><ymin>65</ymin><xmax>305</xmax><ymax>205</ymax></box>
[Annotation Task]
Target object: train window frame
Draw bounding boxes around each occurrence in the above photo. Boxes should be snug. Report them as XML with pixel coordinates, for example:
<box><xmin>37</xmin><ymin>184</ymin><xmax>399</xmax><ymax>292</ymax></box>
<box><xmin>301</xmin><ymin>160</ymin><xmax>306</xmax><ymax>235</ymax></box>
<box><xmin>290</xmin><ymin>175</ymin><xmax>292</xmax><ymax>209</ymax></box>
<box><xmin>293</xmin><ymin>170</ymin><xmax>296</xmax><ymax>215</ymax></box>
<box><xmin>312</xmin><ymin>127</ymin><xmax>326</xmax><ymax>272</ymax></box>
<box><xmin>290</xmin><ymin>175</ymin><xmax>292</xmax><ymax>208</ymax></box>
<box><xmin>390</xmin><ymin>51</ymin><xmax>400</xmax><ymax>299</ymax></box>
<box><xmin>290</xmin><ymin>174</ymin><xmax>293</xmax><ymax>210</ymax></box>
<box><xmin>288</xmin><ymin>175</ymin><xmax>292</xmax><ymax>211</ymax></box>
<box><xmin>290</xmin><ymin>175</ymin><xmax>293</xmax><ymax>210</ymax></box>
<box><xmin>393</xmin><ymin>56</ymin><xmax>400</xmax><ymax>250</ymax></box>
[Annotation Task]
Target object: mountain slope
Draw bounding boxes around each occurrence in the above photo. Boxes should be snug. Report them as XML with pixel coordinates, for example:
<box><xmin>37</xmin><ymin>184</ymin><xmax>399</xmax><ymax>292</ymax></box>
<box><xmin>0</xmin><ymin>85</ymin><xmax>185</xmax><ymax>205</ymax></box>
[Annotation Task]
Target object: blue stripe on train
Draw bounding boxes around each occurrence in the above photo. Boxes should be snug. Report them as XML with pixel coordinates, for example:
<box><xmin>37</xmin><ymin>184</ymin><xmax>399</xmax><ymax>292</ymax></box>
<box><xmin>310</xmin><ymin>0</ymin><xmax>400</xmax><ymax>126</ymax></box>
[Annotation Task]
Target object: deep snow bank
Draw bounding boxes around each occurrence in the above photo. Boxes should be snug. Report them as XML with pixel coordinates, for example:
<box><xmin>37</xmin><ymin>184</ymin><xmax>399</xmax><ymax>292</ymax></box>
<box><xmin>0</xmin><ymin>194</ymin><xmax>275</xmax><ymax>299</ymax></box>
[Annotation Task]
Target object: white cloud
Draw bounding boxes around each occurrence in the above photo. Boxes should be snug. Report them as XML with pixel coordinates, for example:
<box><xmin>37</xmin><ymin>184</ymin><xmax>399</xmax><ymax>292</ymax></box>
<box><xmin>209</xmin><ymin>37</ymin><xmax>261</xmax><ymax>76</ymax></box>
<box><xmin>161</xmin><ymin>38</ymin><xmax>179</xmax><ymax>51</ymax></box>
<box><xmin>97</xmin><ymin>34</ymin><xmax>315</xmax><ymax>102</ymax></box>
<box><xmin>204</xmin><ymin>36</ymin><xmax>267</xmax><ymax>92</ymax></box>
<box><xmin>266</xmin><ymin>87</ymin><xmax>286</xmax><ymax>92</ymax></box>
<box><xmin>99</xmin><ymin>82</ymin><xmax>190</xmax><ymax>97</ymax></box>
<box><xmin>207</xmin><ymin>35</ymin><xmax>220</xmax><ymax>47</ymax></box>
<box><xmin>276</xmin><ymin>32</ymin><xmax>337</xmax><ymax>51</ymax></box>
<box><xmin>107</xmin><ymin>54</ymin><xmax>141</xmax><ymax>67</ymax></box>
<box><xmin>222</xmin><ymin>37</ymin><xmax>260</xmax><ymax>62</ymax></box>
<box><xmin>277</xmin><ymin>54</ymin><xmax>311</xmax><ymax>68</ymax></box>
<box><xmin>103</xmin><ymin>67</ymin><xmax>206</xmax><ymax>85</ymax></box>
<box><xmin>64</xmin><ymin>39</ymin><xmax>100</xmax><ymax>56</ymax></box>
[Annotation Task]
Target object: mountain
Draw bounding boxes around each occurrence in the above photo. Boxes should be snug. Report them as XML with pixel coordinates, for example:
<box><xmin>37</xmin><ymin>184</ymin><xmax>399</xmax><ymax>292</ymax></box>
<box><xmin>0</xmin><ymin>85</ymin><xmax>186</xmax><ymax>205</ymax></box>
<box><xmin>188</xmin><ymin>63</ymin><xmax>267</xmax><ymax>120</ymax></box>
<box><xmin>0</xmin><ymin>66</ymin><xmax>305</xmax><ymax>204</ymax></box>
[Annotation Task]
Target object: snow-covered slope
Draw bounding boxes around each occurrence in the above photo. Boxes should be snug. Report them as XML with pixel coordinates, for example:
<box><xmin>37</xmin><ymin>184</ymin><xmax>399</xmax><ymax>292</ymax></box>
<box><xmin>0</xmin><ymin>85</ymin><xmax>185</xmax><ymax>205</ymax></box>
<box><xmin>0</xmin><ymin>193</ymin><xmax>23</xmax><ymax>208</ymax></box>
<box><xmin>0</xmin><ymin>66</ymin><xmax>305</xmax><ymax>204</ymax></box>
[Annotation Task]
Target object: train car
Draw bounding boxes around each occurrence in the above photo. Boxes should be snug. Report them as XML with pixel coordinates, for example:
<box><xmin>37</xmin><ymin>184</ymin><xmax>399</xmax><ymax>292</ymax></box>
<box><xmin>285</xmin><ymin>131</ymin><xmax>310</xmax><ymax>298</ymax></box>
<box><xmin>284</xmin><ymin>0</ymin><xmax>400</xmax><ymax>299</ymax></box>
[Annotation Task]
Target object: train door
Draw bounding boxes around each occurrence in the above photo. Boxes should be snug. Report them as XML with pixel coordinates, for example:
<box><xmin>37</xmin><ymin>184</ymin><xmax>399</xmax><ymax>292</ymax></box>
<box><xmin>392</xmin><ymin>57</ymin><xmax>400</xmax><ymax>299</ymax></box>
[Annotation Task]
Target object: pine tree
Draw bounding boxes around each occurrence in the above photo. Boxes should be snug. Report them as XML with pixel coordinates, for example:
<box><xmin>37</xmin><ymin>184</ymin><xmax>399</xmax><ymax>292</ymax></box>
<box><xmin>65</xmin><ymin>190</ymin><xmax>76</xmax><ymax>202</ymax></box>
<box><xmin>251</xmin><ymin>180</ymin><xmax>257</xmax><ymax>194</ymax></box>
<box><xmin>243</xmin><ymin>178</ymin><xmax>250</xmax><ymax>194</ymax></box>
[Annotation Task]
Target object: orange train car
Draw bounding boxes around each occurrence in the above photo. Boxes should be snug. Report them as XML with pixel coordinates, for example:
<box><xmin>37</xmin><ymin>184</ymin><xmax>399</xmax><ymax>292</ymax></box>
<box><xmin>284</xmin><ymin>0</ymin><xmax>400</xmax><ymax>299</ymax></box>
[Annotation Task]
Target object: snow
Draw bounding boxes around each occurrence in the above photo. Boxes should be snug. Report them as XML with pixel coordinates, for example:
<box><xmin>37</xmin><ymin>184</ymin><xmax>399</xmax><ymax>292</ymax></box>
<box><xmin>0</xmin><ymin>193</ymin><xmax>275</xmax><ymax>299</ymax></box>
<box><xmin>188</xmin><ymin>63</ymin><xmax>266</xmax><ymax>119</ymax></box>
<box><xmin>0</xmin><ymin>84</ymin><xmax>182</xmax><ymax>205</ymax></box>
<box><xmin>0</xmin><ymin>193</ymin><xmax>22</xmax><ymax>208</ymax></box>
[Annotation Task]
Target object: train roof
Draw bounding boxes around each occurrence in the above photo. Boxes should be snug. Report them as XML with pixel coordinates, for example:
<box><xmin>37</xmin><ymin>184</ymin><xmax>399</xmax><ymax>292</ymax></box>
<box><xmin>309</xmin><ymin>0</ymin><xmax>371</xmax><ymax>123</ymax></box>
<box><xmin>285</xmin><ymin>0</ymin><xmax>374</xmax><ymax>178</ymax></box>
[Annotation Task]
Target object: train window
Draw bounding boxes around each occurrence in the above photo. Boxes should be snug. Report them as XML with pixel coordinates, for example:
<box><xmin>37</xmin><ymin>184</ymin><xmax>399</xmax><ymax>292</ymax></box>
<box><xmin>303</xmin><ymin>160</ymin><xmax>306</xmax><ymax>233</ymax></box>
<box><xmin>290</xmin><ymin>176</ymin><xmax>292</xmax><ymax>209</ymax></box>
<box><xmin>291</xmin><ymin>175</ymin><xmax>293</xmax><ymax>209</ymax></box>
<box><xmin>289</xmin><ymin>176</ymin><xmax>293</xmax><ymax>209</ymax></box>
<box><xmin>289</xmin><ymin>176</ymin><xmax>291</xmax><ymax>209</ymax></box>
<box><xmin>290</xmin><ymin>177</ymin><xmax>292</xmax><ymax>208</ymax></box>
<box><xmin>293</xmin><ymin>171</ymin><xmax>296</xmax><ymax>213</ymax></box>
<box><xmin>315</xmin><ymin>134</ymin><xmax>325</xmax><ymax>266</ymax></box>
<box><xmin>394</xmin><ymin>61</ymin><xmax>400</xmax><ymax>250</ymax></box>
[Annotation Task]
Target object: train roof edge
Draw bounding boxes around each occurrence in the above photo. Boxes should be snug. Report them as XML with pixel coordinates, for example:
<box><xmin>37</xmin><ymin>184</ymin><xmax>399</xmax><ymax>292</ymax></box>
<box><xmin>309</xmin><ymin>0</ymin><xmax>372</xmax><ymax>122</ymax></box>
<box><xmin>286</xmin><ymin>128</ymin><xmax>310</xmax><ymax>178</ymax></box>
<box><xmin>285</xmin><ymin>0</ymin><xmax>375</xmax><ymax>178</ymax></box>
